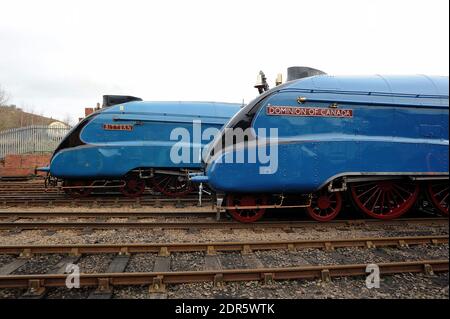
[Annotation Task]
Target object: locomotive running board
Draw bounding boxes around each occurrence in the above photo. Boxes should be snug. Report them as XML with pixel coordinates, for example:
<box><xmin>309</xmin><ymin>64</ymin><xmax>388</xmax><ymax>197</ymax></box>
<box><xmin>320</xmin><ymin>173</ymin><xmax>449</xmax><ymax>190</ymax></box>
<box><xmin>410</xmin><ymin>176</ymin><xmax>449</xmax><ymax>181</ymax></box>
<box><xmin>220</xmin><ymin>196</ymin><xmax>313</xmax><ymax>211</ymax></box>
<box><xmin>132</xmin><ymin>169</ymin><xmax>202</xmax><ymax>177</ymax></box>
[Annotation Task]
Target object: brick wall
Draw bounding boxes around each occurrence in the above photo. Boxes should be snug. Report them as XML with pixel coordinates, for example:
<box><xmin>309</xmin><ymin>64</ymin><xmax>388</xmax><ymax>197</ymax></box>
<box><xmin>0</xmin><ymin>154</ymin><xmax>51</xmax><ymax>177</ymax></box>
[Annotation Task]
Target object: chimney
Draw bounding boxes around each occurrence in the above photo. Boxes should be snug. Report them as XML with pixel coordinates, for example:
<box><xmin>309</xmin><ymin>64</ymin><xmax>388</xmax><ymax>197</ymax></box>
<box><xmin>287</xmin><ymin>66</ymin><xmax>326</xmax><ymax>81</ymax></box>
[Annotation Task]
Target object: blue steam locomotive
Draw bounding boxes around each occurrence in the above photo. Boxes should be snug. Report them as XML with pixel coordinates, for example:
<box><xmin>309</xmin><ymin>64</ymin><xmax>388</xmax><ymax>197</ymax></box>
<box><xmin>39</xmin><ymin>98</ymin><xmax>240</xmax><ymax>197</ymax></box>
<box><xmin>192</xmin><ymin>74</ymin><xmax>449</xmax><ymax>222</ymax></box>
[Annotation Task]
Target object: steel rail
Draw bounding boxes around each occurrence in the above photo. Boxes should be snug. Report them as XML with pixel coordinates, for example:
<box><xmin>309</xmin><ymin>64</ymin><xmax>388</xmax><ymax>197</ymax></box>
<box><xmin>0</xmin><ymin>181</ymin><xmax>44</xmax><ymax>185</ymax></box>
<box><xmin>0</xmin><ymin>199</ymin><xmax>208</xmax><ymax>205</ymax></box>
<box><xmin>0</xmin><ymin>211</ymin><xmax>217</xmax><ymax>218</ymax></box>
<box><xmin>0</xmin><ymin>217</ymin><xmax>447</xmax><ymax>230</ymax></box>
<box><xmin>0</xmin><ymin>197</ymin><xmax>212</xmax><ymax>208</ymax></box>
<box><xmin>0</xmin><ymin>260</ymin><xmax>447</xmax><ymax>290</ymax></box>
<box><xmin>0</xmin><ymin>183</ymin><xmax>204</xmax><ymax>203</ymax></box>
<box><xmin>0</xmin><ymin>195</ymin><xmax>205</xmax><ymax>201</ymax></box>
<box><xmin>0</xmin><ymin>187</ymin><xmax>55</xmax><ymax>190</ymax></box>
<box><xmin>0</xmin><ymin>235</ymin><xmax>447</xmax><ymax>255</ymax></box>
<box><xmin>0</xmin><ymin>185</ymin><xmax>199</xmax><ymax>192</ymax></box>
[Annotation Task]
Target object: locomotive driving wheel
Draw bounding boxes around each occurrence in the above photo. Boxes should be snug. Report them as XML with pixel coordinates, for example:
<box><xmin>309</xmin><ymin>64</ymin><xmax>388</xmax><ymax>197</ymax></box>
<box><xmin>350</xmin><ymin>180</ymin><xmax>419</xmax><ymax>219</ymax></box>
<box><xmin>427</xmin><ymin>181</ymin><xmax>449</xmax><ymax>215</ymax></box>
<box><xmin>226</xmin><ymin>194</ymin><xmax>267</xmax><ymax>223</ymax></box>
<box><xmin>63</xmin><ymin>180</ymin><xmax>92</xmax><ymax>198</ymax></box>
<box><xmin>120</xmin><ymin>177</ymin><xmax>146</xmax><ymax>197</ymax></box>
<box><xmin>151</xmin><ymin>173</ymin><xmax>193</xmax><ymax>197</ymax></box>
<box><xmin>306</xmin><ymin>189</ymin><xmax>342</xmax><ymax>222</ymax></box>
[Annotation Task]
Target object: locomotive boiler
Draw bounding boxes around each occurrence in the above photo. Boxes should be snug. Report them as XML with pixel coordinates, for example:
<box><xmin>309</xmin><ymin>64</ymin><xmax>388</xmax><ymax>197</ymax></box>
<box><xmin>38</xmin><ymin>97</ymin><xmax>241</xmax><ymax>197</ymax></box>
<box><xmin>192</xmin><ymin>74</ymin><xmax>449</xmax><ymax>222</ymax></box>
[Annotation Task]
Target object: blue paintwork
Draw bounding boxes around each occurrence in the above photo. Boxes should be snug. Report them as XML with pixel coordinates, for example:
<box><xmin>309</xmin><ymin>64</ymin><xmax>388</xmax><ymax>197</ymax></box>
<box><xmin>198</xmin><ymin>75</ymin><xmax>449</xmax><ymax>193</ymax></box>
<box><xmin>49</xmin><ymin>101</ymin><xmax>241</xmax><ymax>178</ymax></box>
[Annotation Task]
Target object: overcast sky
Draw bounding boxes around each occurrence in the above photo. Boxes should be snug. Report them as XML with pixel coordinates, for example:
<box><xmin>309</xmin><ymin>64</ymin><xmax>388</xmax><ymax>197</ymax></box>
<box><xmin>0</xmin><ymin>0</ymin><xmax>448</xmax><ymax>124</ymax></box>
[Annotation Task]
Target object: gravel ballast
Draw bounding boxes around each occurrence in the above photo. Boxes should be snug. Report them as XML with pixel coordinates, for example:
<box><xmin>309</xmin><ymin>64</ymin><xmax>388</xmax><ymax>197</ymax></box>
<box><xmin>0</xmin><ymin>210</ymin><xmax>448</xmax><ymax>299</ymax></box>
<box><xmin>13</xmin><ymin>254</ymin><xmax>65</xmax><ymax>275</ymax></box>
<box><xmin>125</xmin><ymin>253</ymin><xmax>157</xmax><ymax>272</ymax></box>
<box><xmin>0</xmin><ymin>223</ymin><xmax>446</xmax><ymax>246</ymax></box>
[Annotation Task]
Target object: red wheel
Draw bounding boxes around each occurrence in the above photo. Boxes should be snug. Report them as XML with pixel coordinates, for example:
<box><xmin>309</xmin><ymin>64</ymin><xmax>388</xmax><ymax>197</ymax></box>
<box><xmin>120</xmin><ymin>177</ymin><xmax>146</xmax><ymax>197</ymax></box>
<box><xmin>151</xmin><ymin>174</ymin><xmax>193</xmax><ymax>197</ymax></box>
<box><xmin>307</xmin><ymin>190</ymin><xmax>342</xmax><ymax>222</ymax></box>
<box><xmin>63</xmin><ymin>180</ymin><xmax>92</xmax><ymax>198</ymax></box>
<box><xmin>226</xmin><ymin>194</ymin><xmax>267</xmax><ymax>223</ymax></box>
<box><xmin>350</xmin><ymin>180</ymin><xmax>419</xmax><ymax>219</ymax></box>
<box><xmin>427</xmin><ymin>181</ymin><xmax>449</xmax><ymax>215</ymax></box>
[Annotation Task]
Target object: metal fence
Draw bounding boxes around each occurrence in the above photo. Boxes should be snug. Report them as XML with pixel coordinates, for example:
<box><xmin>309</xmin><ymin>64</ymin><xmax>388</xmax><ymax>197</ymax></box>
<box><xmin>0</xmin><ymin>125</ymin><xmax>71</xmax><ymax>159</ymax></box>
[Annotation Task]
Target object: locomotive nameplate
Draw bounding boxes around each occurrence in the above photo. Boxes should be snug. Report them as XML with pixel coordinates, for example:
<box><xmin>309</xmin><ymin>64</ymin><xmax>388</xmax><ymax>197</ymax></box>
<box><xmin>267</xmin><ymin>106</ymin><xmax>353</xmax><ymax>118</ymax></box>
<box><xmin>103</xmin><ymin>124</ymin><xmax>134</xmax><ymax>131</ymax></box>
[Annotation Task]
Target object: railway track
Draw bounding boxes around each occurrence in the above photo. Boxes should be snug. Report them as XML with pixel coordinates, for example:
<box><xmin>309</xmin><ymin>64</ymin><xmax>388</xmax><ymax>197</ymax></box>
<box><xmin>1</xmin><ymin>261</ymin><xmax>447</xmax><ymax>296</ymax></box>
<box><xmin>0</xmin><ymin>210</ymin><xmax>217</xmax><ymax>219</ymax></box>
<box><xmin>0</xmin><ymin>195</ymin><xmax>211</xmax><ymax>208</ymax></box>
<box><xmin>0</xmin><ymin>217</ymin><xmax>447</xmax><ymax>231</ymax></box>
<box><xmin>0</xmin><ymin>235</ymin><xmax>447</xmax><ymax>297</ymax></box>
<box><xmin>0</xmin><ymin>180</ymin><xmax>46</xmax><ymax>192</ymax></box>
<box><xmin>0</xmin><ymin>235</ymin><xmax>447</xmax><ymax>255</ymax></box>
<box><xmin>0</xmin><ymin>180</ymin><xmax>209</xmax><ymax>208</ymax></box>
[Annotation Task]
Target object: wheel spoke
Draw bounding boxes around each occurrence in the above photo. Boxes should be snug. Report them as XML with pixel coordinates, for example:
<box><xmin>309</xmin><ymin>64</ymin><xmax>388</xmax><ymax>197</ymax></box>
<box><xmin>363</xmin><ymin>187</ymin><xmax>380</xmax><ymax>207</ymax></box>
<box><xmin>152</xmin><ymin>173</ymin><xmax>193</xmax><ymax>197</ymax></box>
<box><xmin>354</xmin><ymin>181</ymin><xmax>377</xmax><ymax>188</ymax></box>
<box><xmin>380</xmin><ymin>191</ymin><xmax>386</xmax><ymax>212</ymax></box>
<box><xmin>162</xmin><ymin>176</ymin><xmax>174</xmax><ymax>190</ymax></box>
<box><xmin>357</xmin><ymin>184</ymin><xmax>379</xmax><ymax>199</ymax></box>
<box><xmin>427</xmin><ymin>181</ymin><xmax>449</xmax><ymax>215</ymax></box>
<box><xmin>393</xmin><ymin>184</ymin><xmax>413</xmax><ymax>195</ymax></box>
<box><xmin>227</xmin><ymin>194</ymin><xmax>267</xmax><ymax>223</ymax></box>
<box><xmin>155</xmin><ymin>176</ymin><xmax>170</xmax><ymax>188</ymax></box>
<box><xmin>435</xmin><ymin>186</ymin><xmax>449</xmax><ymax>197</ymax></box>
<box><xmin>371</xmin><ymin>189</ymin><xmax>382</xmax><ymax>212</ymax></box>
<box><xmin>392</xmin><ymin>187</ymin><xmax>406</xmax><ymax>202</ymax></box>
<box><xmin>439</xmin><ymin>193</ymin><xmax>449</xmax><ymax>205</ymax></box>
<box><xmin>307</xmin><ymin>189</ymin><xmax>342</xmax><ymax>222</ymax></box>
<box><xmin>385</xmin><ymin>191</ymin><xmax>393</xmax><ymax>206</ymax></box>
<box><xmin>351</xmin><ymin>180</ymin><xmax>419</xmax><ymax>220</ymax></box>
<box><xmin>120</xmin><ymin>177</ymin><xmax>145</xmax><ymax>197</ymax></box>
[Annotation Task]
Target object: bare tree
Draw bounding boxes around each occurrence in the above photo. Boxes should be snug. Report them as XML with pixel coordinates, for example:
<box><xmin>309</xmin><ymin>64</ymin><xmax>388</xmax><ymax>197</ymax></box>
<box><xmin>0</xmin><ymin>85</ymin><xmax>9</xmax><ymax>106</ymax></box>
<box><xmin>62</xmin><ymin>113</ymin><xmax>74</xmax><ymax>126</ymax></box>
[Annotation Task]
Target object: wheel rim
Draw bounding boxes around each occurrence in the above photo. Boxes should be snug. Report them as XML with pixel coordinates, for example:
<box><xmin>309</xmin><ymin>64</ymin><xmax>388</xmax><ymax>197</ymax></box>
<box><xmin>120</xmin><ymin>177</ymin><xmax>146</xmax><ymax>197</ymax></box>
<box><xmin>307</xmin><ymin>190</ymin><xmax>342</xmax><ymax>222</ymax></box>
<box><xmin>226</xmin><ymin>194</ymin><xmax>267</xmax><ymax>223</ymax></box>
<box><xmin>151</xmin><ymin>174</ymin><xmax>193</xmax><ymax>197</ymax></box>
<box><xmin>427</xmin><ymin>181</ymin><xmax>449</xmax><ymax>215</ymax></box>
<box><xmin>63</xmin><ymin>180</ymin><xmax>92</xmax><ymax>198</ymax></box>
<box><xmin>350</xmin><ymin>180</ymin><xmax>419</xmax><ymax>219</ymax></box>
